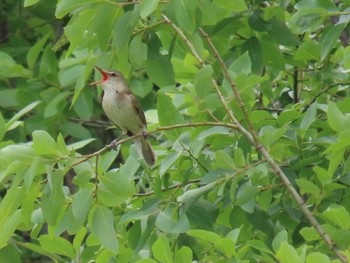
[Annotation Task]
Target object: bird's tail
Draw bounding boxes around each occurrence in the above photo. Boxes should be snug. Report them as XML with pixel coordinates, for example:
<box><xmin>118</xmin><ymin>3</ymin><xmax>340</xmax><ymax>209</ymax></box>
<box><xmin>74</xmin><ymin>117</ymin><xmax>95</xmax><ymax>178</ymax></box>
<box><xmin>134</xmin><ymin>136</ymin><xmax>156</xmax><ymax>166</ymax></box>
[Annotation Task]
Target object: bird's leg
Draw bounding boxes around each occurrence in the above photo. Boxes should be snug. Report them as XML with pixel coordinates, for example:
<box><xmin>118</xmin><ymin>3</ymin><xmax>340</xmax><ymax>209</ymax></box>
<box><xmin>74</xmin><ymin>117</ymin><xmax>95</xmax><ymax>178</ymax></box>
<box><xmin>110</xmin><ymin>133</ymin><xmax>127</xmax><ymax>149</ymax></box>
<box><xmin>142</xmin><ymin>130</ymin><xmax>148</xmax><ymax>138</ymax></box>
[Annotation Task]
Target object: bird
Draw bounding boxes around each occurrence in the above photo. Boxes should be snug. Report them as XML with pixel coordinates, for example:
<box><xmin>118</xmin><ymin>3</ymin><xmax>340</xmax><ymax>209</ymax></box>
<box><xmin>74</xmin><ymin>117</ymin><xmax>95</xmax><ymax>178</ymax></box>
<box><xmin>91</xmin><ymin>66</ymin><xmax>156</xmax><ymax>166</ymax></box>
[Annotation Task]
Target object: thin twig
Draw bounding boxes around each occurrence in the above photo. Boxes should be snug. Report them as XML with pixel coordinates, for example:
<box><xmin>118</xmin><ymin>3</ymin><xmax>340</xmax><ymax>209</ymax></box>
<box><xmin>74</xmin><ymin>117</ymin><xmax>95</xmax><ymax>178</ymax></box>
<box><xmin>133</xmin><ymin>20</ymin><xmax>166</xmax><ymax>36</ymax></box>
<box><xmin>161</xmin><ymin>15</ymin><xmax>241</xmax><ymax>130</ymax></box>
<box><xmin>104</xmin><ymin>0</ymin><xmax>168</xmax><ymax>7</ymax></box>
<box><xmin>199</xmin><ymin>27</ymin><xmax>259</xmax><ymax>143</ymax></box>
<box><xmin>198</xmin><ymin>28</ymin><xmax>347</xmax><ymax>263</ymax></box>
<box><xmin>134</xmin><ymin>159</ymin><xmax>265</xmax><ymax>197</ymax></box>
<box><xmin>69</xmin><ymin>122</ymin><xmax>238</xmax><ymax>169</ymax></box>
<box><xmin>94</xmin><ymin>155</ymin><xmax>99</xmax><ymax>203</ymax></box>
<box><xmin>301</xmin><ymin>82</ymin><xmax>350</xmax><ymax>113</ymax></box>
<box><xmin>161</xmin><ymin>17</ymin><xmax>346</xmax><ymax>261</ymax></box>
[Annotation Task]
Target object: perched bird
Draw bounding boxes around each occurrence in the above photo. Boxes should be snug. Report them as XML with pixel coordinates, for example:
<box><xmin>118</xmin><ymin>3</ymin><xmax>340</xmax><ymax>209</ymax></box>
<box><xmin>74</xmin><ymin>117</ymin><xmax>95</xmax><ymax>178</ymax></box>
<box><xmin>91</xmin><ymin>66</ymin><xmax>156</xmax><ymax>166</ymax></box>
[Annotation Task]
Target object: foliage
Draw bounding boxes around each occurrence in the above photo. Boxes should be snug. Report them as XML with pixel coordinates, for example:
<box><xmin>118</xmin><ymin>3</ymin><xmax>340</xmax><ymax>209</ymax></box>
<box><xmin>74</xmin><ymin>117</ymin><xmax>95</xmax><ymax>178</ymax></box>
<box><xmin>1</xmin><ymin>0</ymin><xmax>350</xmax><ymax>262</ymax></box>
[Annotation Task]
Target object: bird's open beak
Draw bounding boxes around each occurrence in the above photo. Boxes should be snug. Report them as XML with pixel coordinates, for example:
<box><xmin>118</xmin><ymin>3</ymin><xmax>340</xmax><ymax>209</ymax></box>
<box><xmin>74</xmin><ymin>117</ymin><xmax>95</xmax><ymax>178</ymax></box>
<box><xmin>91</xmin><ymin>66</ymin><xmax>108</xmax><ymax>85</ymax></box>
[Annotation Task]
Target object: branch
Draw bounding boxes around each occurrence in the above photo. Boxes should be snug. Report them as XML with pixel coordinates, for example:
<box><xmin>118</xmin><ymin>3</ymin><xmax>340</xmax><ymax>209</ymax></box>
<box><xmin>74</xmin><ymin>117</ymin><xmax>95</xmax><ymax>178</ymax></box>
<box><xmin>161</xmin><ymin>15</ymin><xmax>242</xmax><ymax>132</ymax></box>
<box><xmin>134</xmin><ymin>159</ymin><xmax>266</xmax><ymax>197</ymax></box>
<box><xmin>104</xmin><ymin>0</ymin><xmax>168</xmax><ymax>7</ymax></box>
<box><xmin>199</xmin><ymin>27</ymin><xmax>259</xmax><ymax>143</ymax></box>
<box><xmin>161</xmin><ymin>17</ymin><xmax>346</xmax><ymax>262</ymax></box>
<box><xmin>69</xmin><ymin>122</ymin><xmax>238</xmax><ymax>169</ymax></box>
<box><xmin>301</xmin><ymin>82</ymin><xmax>350</xmax><ymax>113</ymax></box>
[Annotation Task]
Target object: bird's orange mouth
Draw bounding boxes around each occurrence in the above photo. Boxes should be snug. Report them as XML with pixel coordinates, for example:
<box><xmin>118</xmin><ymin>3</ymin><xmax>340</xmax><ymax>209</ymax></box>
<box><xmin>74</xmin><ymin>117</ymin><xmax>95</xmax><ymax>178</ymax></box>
<box><xmin>91</xmin><ymin>66</ymin><xmax>108</xmax><ymax>85</ymax></box>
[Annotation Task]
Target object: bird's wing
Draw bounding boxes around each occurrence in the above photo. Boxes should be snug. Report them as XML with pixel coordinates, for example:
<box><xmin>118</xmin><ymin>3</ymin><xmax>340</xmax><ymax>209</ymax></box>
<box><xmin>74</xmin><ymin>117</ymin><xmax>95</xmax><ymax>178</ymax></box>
<box><xmin>128</xmin><ymin>91</ymin><xmax>147</xmax><ymax>127</ymax></box>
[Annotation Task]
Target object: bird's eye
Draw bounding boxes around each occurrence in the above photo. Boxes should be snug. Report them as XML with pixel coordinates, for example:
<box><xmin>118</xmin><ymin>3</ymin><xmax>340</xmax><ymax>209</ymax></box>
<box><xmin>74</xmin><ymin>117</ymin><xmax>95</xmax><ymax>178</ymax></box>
<box><xmin>110</xmin><ymin>72</ymin><xmax>118</xmax><ymax>77</ymax></box>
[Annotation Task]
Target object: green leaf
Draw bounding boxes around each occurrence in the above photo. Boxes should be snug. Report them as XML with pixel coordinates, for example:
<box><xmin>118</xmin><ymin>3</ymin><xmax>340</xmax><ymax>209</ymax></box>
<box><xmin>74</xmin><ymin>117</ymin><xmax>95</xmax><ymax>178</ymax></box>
<box><xmin>215</xmin><ymin>150</ymin><xmax>235</xmax><ymax>170</ymax></box>
<box><xmin>242</xmin><ymin>37</ymin><xmax>263</xmax><ymax>74</ymax></box>
<box><xmin>114</xmin><ymin>9</ymin><xmax>140</xmax><ymax>50</ymax></box>
<box><xmin>236</xmin><ymin>183</ymin><xmax>259</xmax><ymax>206</ymax></box>
<box><xmin>319</xmin><ymin>23</ymin><xmax>346</xmax><ymax>61</ymax></box>
<box><xmin>197</xmin><ymin>126</ymin><xmax>231</xmax><ymax>140</ymax></box>
<box><xmin>129</xmin><ymin>35</ymin><xmax>147</xmax><ymax>68</ymax></box>
<box><xmin>300</xmin><ymin>227</ymin><xmax>321</xmax><ymax>242</ymax></box>
<box><xmin>294</xmin><ymin>40</ymin><xmax>321</xmax><ymax>63</ymax></box>
<box><xmin>0</xmin><ymin>244</ymin><xmax>21</xmax><ymax>263</ymax></box>
<box><xmin>306</xmin><ymin>252</ymin><xmax>330</xmax><ymax>263</ymax></box>
<box><xmin>216</xmin><ymin>238</ymin><xmax>236</xmax><ymax>257</ymax></box>
<box><xmin>140</xmin><ymin>0</ymin><xmax>160</xmax><ymax>18</ymax></box>
<box><xmin>268</xmin><ymin>19</ymin><xmax>298</xmax><ymax>46</ymax></box>
<box><xmin>174</xmin><ymin>246</ymin><xmax>193</xmax><ymax>263</ymax></box>
<box><xmin>135</xmin><ymin>259</ymin><xmax>158</xmax><ymax>263</ymax></box>
<box><xmin>177</xmin><ymin>183</ymin><xmax>216</xmax><ymax>212</ymax></box>
<box><xmin>295</xmin><ymin>179</ymin><xmax>320</xmax><ymax>196</ymax></box>
<box><xmin>61</xmin><ymin>122</ymin><xmax>92</xmax><ymax>140</ymax></box>
<box><xmin>159</xmin><ymin>151</ymin><xmax>182</xmax><ymax>176</ymax></box>
<box><xmin>0</xmin><ymin>145</ymin><xmax>35</xmax><ymax>170</ymax></box>
<box><xmin>56</xmin><ymin>133</ymin><xmax>69</xmax><ymax>157</ymax></box>
<box><xmin>72</xmin><ymin>89</ymin><xmax>94</xmax><ymax>120</ymax></box>
<box><xmin>152</xmin><ymin>235</ymin><xmax>173</xmax><ymax>263</ymax></box>
<box><xmin>248</xmin><ymin>239</ymin><xmax>273</xmax><ymax>256</ymax></box>
<box><xmin>73</xmin><ymin>227</ymin><xmax>87</xmax><ymax>251</ymax></box>
<box><xmin>195</xmin><ymin>65</ymin><xmax>214</xmax><ymax>98</ymax></box>
<box><xmin>0</xmin><ymin>210</ymin><xmax>22</xmax><ymax>249</ymax></box>
<box><xmin>187</xmin><ymin>229</ymin><xmax>222</xmax><ymax>244</ymax></box>
<box><xmin>32</xmin><ymin>130</ymin><xmax>58</xmax><ymax>157</ymax></box>
<box><xmin>119</xmin><ymin>198</ymin><xmax>161</xmax><ymax>223</ymax></box>
<box><xmin>38</xmin><ymin>235</ymin><xmax>76</xmax><ymax>259</ymax></box>
<box><xmin>67</xmin><ymin>138</ymin><xmax>96</xmax><ymax>151</ymax></box>
<box><xmin>276</xmin><ymin>242</ymin><xmax>301</xmax><ymax>263</ymax></box>
<box><xmin>145</xmin><ymin>36</ymin><xmax>175</xmax><ymax>88</ymax></box>
<box><xmin>327</xmin><ymin>101</ymin><xmax>350</xmax><ymax>132</ymax></box>
<box><xmin>228</xmin><ymin>52</ymin><xmax>251</xmax><ymax>78</ymax></box>
<box><xmin>26</xmin><ymin>34</ymin><xmax>50</xmax><ymax>70</ymax></box>
<box><xmin>234</xmin><ymin>148</ymin><xmax>246</xmax><ymax>168</ymax></box>
<box><xmin>24</xmin><ymin>156</ymin><xmax>42</xmax><ymax>191</ymax></box>
<box><xmin>0</xmin><ymin>112</ymin><xmax>5</xmax><ymax>141</ymax></box>
<box><xmin>72</xmin><ymin>185</ymin><xmax>94</xmax><ymax>220</ymax></box>
<box><xmin>272</xmin><ymin>230</ymin><xmax>288</xmax><ymax>252</ymax></box>
<box><xmin>5</xmin><ymin>101</ymin><xmax>41</xmax><ymax>131</ymax></box>
<box><xmin>172</xmin><ymin>0</ymin><xmax>198</xmax><ymax>33</ymax></box>
<box><xmin>97</xmin><ymin>170</ymin><xmax>135</xmax><ymax>206</ymax></box>
<box><xmin>157</xmin><ymin>93</ymin><xmax>185</xmax><ymax>129</ymax></box>
<box><xmin>289</xmin><ymin>8</ymin><xmax>327</xmax><ymax>33</ymax></box>
<box><xmin>156</xmin><ymin>206</ymin><xmax>191</xmax><ymax>234</ymax></box>
<box><xmin>0</xmin><ymin>89</ymin><xmax>18</xmax><ymax>108</ymax></box>
<box><xmin>0</xmin><ymin>51</ymin><xmax>32</xmax><ymax>78</ymax></box>
<box><xmin>261</xmin><ymin>37</ymin><xmax>285</xmax><ymax>70</ymax></box>
<box><xmin>214</xmin><ymin>0</ymin><xmax>247</xmax><ymax>12</ymax></box>
<box><xmin>323</xmin><ymin>204</ymin><xmax>350</xmax><ymax>229</ymax></box>
<box><xmin>44</xmin><ymin>91</ymin><xmax>70</xmax><ymax>118</ymax></box>
<box><xmin>92</xmin><ymin>205</ymin><xmax>118</xmax><ymax>253</ymax></box>
<box><xmin>55</xmin><ymin>0</ymin><xmax>97</xmax><ymax>18</ymax></box>
<box><xmin>300</xmin><ymin>103</ymin><xmax>317</xmax><ymax>130</ymax></box>
<box><xmin>41</xmin><ymin>186</ymin><xmax>65</xmax><ymax>226</ymax></box>
<box><xmin>23</xmin><ymin>0</ymin><xmax>40</xmax><ymax>7</ymax></box>
<box><xmin>248</xmin><ymin>9</ymin><xmax>270</xmax><ymax>32</ymax></box>
<box><xmin>277</xmin><ymin>109</ymin><xmax>301</xmax><ymax>126</ymax></box>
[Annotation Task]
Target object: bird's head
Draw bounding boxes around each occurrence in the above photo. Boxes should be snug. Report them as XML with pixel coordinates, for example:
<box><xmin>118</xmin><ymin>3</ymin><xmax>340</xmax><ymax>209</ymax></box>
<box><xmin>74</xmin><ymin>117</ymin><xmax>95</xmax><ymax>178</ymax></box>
<box><xmin>91</xmin><ymin>66</ymin><xmax>125</xmax><ymax>86</ymax></box>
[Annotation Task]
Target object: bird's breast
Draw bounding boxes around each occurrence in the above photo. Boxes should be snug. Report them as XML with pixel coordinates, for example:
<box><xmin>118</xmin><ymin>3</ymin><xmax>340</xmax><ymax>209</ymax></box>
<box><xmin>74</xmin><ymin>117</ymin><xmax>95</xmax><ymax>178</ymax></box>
<box><xmin>102</xmin><ymin>89</ymin><xmax>143</xmax><ymax>134</ymax></box>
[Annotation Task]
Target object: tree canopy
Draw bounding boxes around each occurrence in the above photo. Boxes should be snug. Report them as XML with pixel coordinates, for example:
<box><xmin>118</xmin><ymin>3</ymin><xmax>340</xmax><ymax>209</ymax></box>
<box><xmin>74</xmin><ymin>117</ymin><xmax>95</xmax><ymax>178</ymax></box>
<box><xmin>1</xmin><ymin>0</ymin><xmax>350</xmax><ymax>262</ymax></box>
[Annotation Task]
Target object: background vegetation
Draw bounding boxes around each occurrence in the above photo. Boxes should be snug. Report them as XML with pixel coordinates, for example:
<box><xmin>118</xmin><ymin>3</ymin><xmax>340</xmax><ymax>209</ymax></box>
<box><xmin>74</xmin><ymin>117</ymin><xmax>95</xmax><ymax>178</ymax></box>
<box><xmin>1</xmin><ymin>0</ymin><xmax>350</xmax><ymax>262</ymax></box>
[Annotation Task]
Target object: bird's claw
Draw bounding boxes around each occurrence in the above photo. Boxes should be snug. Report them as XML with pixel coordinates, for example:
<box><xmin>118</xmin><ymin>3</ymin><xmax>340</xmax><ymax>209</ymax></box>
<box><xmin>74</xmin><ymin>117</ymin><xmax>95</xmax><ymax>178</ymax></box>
<box><xmin>110</xmin><ymin>135</ymin><xmax>123</xmax><ymax>150</ymax></box>
<box><xmin>142</xmin><ymin>131</ymin><xmax>148</xmax><ymax>138</ymax></box>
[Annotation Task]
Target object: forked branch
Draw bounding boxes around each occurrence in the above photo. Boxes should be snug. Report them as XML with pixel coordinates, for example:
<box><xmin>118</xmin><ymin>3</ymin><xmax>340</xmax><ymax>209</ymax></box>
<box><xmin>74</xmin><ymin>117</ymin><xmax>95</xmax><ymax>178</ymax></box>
<box><xmin>161</xmin><ymin>15</ymin><xmax>347</xmax><ymax>262</ymax></box>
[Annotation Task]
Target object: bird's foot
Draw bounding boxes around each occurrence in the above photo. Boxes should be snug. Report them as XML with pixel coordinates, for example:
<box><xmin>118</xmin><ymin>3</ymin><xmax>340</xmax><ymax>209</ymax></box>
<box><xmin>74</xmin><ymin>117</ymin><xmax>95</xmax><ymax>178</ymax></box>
<box><xmin>142</xmin><ymin>130</ymin><xmax>148</xmax><ymax>138</ymax></box>
<box><xmin>110</xmin><ymin>135</ymin><xmax>123</xmax><ymax>149</ymax></box>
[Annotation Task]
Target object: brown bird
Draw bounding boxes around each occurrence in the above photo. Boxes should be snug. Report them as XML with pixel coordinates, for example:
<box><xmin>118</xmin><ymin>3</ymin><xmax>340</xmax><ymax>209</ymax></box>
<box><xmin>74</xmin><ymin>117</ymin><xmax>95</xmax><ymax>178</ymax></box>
<box><xmin>91</xmin><ymin>66</ymin><xmax>156</xmax><ymax>166</ymax></box>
